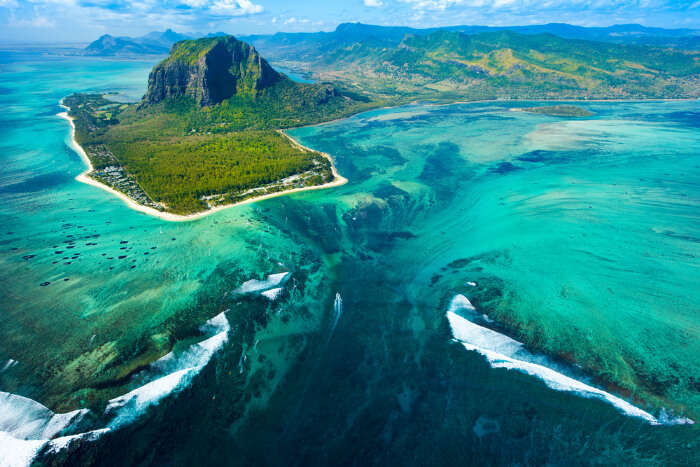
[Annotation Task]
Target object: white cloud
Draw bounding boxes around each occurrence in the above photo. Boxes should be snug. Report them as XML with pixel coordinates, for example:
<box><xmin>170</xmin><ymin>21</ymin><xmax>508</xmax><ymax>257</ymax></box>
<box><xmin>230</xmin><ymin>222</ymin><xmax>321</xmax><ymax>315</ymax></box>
<box><xmin>364</xmin><ymin>0</ymin><xmax>384</xmax><ymax>6</ymax></box>
<box><xmin>180</xmin><ymin>0</ymin><xmax>209</xmax><ymax>7</ymax></box>
<box><xmin>284</xmin><ymin>16</ymin><xmax>310</xmax><ymax>24</ymax></box>
<box><xmin>210</xmin><ymin>0</ymin><xmax>263</xmax><ymax>16</ymax></box>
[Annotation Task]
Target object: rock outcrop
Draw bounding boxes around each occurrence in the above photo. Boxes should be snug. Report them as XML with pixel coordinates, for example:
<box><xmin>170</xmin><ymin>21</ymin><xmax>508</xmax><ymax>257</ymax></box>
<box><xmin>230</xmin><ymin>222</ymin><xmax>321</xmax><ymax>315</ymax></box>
<box><xmin>143</xmin><ymin>36</ymin><xmax>282</xmax><ymax>107</ymax></box>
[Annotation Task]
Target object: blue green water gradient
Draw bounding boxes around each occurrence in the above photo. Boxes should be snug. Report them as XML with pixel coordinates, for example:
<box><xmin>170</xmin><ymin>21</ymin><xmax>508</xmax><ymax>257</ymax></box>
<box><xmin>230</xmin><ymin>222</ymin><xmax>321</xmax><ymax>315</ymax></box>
<box><xmin>0</xmin><ymin>48</ymin><xmax>699</xmax><ymax>464</ymax></box>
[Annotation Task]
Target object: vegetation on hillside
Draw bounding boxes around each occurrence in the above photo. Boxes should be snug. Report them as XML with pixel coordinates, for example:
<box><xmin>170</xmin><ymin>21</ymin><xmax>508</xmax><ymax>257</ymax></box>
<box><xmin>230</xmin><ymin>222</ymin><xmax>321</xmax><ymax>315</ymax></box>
<box><xmin>282</xmin><ymin>30</ymin><xmax>700</xmax><ymax>101</ymax></box>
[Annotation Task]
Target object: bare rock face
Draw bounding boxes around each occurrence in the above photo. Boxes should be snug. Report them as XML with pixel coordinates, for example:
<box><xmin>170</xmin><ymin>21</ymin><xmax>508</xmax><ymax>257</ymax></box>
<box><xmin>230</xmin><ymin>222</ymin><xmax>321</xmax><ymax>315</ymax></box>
<box><xmin>143</xmin><ymin>36</ymin><xmax>281</xmax><ymax>107</ymax></box>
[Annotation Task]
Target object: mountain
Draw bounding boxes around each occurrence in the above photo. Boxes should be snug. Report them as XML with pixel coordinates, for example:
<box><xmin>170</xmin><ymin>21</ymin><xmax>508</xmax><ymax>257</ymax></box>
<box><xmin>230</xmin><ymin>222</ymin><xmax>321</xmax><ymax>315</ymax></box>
<box><xmin>65</xmin><ymin>35</ymin><xmax>372</xmax><ymax>214</ymax></box>
<box><xmin>84</xmin><ymin>34</ymin><xmax>171</xmax><ymax>56</ymax></box>
<box><xmin>143</xmin><ymin>36</ymin><xmax>281</xmax><ymax>106</ymax></box>
<box><xmin>281</xmin><ymin>29</ymin><xmax>700</xmax><ymax>101</ymax></box>
<box><xmin>453</xmin><ymin>23</ymin><xmax>700</xmax><ymax>47</ymax></box>
<box><xmin>243</xmin><ymin>22</ymin><xmax>700</xmax><ymax>62</ymax></box>
<box><xmin>83</xmin><ymin>29</ymin><xmax>225</xmax><ymax>56</ymax></box>
<box><xmin>84</xmin><ymin>23</ymin><xmax>700</xmax><ymax>58</ymax></box>
<box><xmin>138</xmin><ymin>35</ymin><xmax>363</xmax><ymax>124</ymax></box>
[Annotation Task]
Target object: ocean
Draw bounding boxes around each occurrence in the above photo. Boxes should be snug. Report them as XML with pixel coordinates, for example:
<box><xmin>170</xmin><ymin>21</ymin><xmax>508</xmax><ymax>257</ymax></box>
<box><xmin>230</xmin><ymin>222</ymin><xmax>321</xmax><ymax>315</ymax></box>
<box><xmin>0</xmin><ymin>47</ymin><xmax>698</xmax><ymax>465</ymax></box>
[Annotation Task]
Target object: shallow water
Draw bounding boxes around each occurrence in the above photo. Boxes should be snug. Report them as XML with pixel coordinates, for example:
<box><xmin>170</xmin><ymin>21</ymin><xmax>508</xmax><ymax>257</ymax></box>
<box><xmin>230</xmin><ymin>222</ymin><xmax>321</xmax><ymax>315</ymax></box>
<box><xmin>0</xmin><ymin>48</ymin><xmax>699</xmax><ymax>465</ymax></box>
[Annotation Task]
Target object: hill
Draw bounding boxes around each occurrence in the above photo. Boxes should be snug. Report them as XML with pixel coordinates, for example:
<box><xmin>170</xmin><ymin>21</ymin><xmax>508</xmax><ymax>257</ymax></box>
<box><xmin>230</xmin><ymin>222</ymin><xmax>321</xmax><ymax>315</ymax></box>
<box><xmin>84</xmin><ymin>23</ymin><xmax>700</xmax><ymax>58</ymax></box>
<box><xmin>303</xmin><ymin>30</ymin><xmax>700</xmax><ymax>101</ymax></box>
<box><xmin>66</xmin><ymin>36</ymin><xmax>372</xmax><ymax>215</ymax></box>
<box><xmin>243</xmin><ymin>22</ymin><xmax>700</xmax><ymax>61</ymax></box>
<box><xmin>83</xmin><ymin>29</ymin><xmax>226</xmax><ymax>56</ymax></box>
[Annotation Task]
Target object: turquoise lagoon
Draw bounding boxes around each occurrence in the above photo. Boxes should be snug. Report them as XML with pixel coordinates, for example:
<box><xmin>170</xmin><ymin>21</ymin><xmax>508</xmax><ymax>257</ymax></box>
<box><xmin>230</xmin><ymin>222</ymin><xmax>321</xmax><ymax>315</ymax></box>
<box><xmin>0</xmin><ymin>48</ymin><xmax>699</xmax><ymax>465</ymax></box>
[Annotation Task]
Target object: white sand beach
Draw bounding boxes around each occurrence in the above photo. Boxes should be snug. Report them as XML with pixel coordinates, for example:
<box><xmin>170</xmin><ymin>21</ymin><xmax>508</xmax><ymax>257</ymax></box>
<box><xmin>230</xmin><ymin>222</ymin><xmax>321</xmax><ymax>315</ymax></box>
<box><xmin>58</xmin><ymin>103</ymin><xmax>348</xmax><ymax>222</ymax></box>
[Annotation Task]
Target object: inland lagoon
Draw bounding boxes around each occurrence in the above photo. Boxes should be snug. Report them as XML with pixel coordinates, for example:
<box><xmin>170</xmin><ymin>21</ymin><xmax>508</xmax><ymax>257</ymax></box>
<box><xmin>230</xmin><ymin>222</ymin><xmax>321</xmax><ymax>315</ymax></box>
<box><xmin>0</xmin><ymin>48</ymin><xmax>698</xmax><ymax>465</ymax></box>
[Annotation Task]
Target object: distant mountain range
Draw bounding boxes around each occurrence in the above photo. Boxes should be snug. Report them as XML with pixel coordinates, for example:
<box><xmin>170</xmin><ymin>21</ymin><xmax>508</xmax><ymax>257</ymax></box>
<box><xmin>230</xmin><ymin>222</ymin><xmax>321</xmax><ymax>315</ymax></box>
<box><xmin>83</xmin><ymin>29</ymin><xmax>226</xmax><ymax>56</ymax></box>
<box><xmin>242</xmin><ymin>23</ymin><xmax>700</xmax><ymax>63</ymax></box>
<box><xmin>245</xmin><ymin>22</ymin><xmax>700</xmax><ymax>48</ymax></box>
<box><xmin>312</xmin><ymin>29</ymin><xmax>700</xmax><ymax>101</ymax></box>
<box><xmin>84</xmin><ymin>23</ymin><xmax>700</xmax><ymax>57</ymax></box>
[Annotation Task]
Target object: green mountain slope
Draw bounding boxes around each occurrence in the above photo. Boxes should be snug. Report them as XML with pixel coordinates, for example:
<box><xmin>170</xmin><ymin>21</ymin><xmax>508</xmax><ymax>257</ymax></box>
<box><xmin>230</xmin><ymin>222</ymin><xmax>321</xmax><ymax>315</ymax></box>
<box><xmin>289</xmin><ymin>30</ymin><xmax>700</xmax><ymax>100</ymax></box>
<box><xmin>242</xmin><ymin>22</ymin><xmax>700</xmax><ymax>59</ymax></box>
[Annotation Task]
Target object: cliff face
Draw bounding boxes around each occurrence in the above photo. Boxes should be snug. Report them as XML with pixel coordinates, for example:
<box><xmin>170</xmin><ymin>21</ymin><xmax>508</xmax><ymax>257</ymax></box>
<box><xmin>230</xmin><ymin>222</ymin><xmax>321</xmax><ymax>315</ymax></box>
<box><xmin>143</xmin><ymin>36</ymin><xmax>282</xmax><ymax>107</ymax></box>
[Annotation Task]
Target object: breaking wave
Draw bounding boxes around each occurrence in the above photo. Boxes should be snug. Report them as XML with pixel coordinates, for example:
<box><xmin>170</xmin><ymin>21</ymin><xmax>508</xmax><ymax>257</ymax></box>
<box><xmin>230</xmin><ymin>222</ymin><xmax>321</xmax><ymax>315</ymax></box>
<box><xmin>0</xmin><ymin>312</ymin><xmax>230</xmax><ymax>466</ymax></box>
<box><xmin>234</xmin><ymin>272</ymin><xmax>290</xmax><ymax>294</ymax></box>
<box><xmin>446</xmin><ymin>295</ymin><xmax>693</xmax><ymax>426</ymax></box>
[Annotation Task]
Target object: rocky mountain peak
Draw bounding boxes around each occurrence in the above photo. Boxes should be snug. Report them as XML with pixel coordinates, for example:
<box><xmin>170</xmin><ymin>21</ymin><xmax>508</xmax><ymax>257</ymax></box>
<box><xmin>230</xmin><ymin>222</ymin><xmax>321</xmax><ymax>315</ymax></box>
<box><xmin>143</xmin><ymin>35</ymin><xmax>282</xmax><ymax>107</ymax></box>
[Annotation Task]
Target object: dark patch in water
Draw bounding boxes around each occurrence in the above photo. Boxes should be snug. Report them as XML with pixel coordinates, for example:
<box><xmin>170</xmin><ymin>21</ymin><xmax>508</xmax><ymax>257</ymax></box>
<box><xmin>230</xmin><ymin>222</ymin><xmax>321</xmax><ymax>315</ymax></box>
<box><xmin>490</xmin><ymin>162</ymin><xmax>521</xmax><ymax>174</ymax></box>
<box><xmin>448</xmin><ymin>258</ymin><xmax>471</xmax><ymax>269</ymax></box>
<box><xmin>660</xmin><ymin>230</ymin><xmax>700</xmax><ymax>243</ymax></box>
<box><xmin>0</xmin><ymin>172</ymin><xmax>71</xmax><ymax>193</ymax></box>
<box><xmin>373</xmin><ymin>183</ymin><xmax>408</xmax><ymax>200</ymax></box>
<box><xmin>517</xmin><ymin>150</ymin><xmax>554</xmax><ymax>163</ymax></box>
<box><xmin>418</xmin><ymin>142</ymin><xmax>475</xmax><ymax>201</ymax></box>
<box><xmin>369</xmin><ymin>145</ymin><xmax>408</xmax><ymax>166</ymax></box>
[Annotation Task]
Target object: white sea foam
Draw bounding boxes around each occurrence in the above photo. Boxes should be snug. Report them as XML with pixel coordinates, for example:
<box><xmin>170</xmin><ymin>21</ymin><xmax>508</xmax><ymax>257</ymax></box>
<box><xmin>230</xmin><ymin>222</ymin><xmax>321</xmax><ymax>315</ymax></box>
<box><xmin>200</xmin><ymin>311</ymin><xmax>229</xmax><ymax>334</ymax></box>
<box><xmin>1</xmin><ymin>359</ymin><xmax>17</xmax><ymax>372</ymax></box>
<box><xmin>449</xmin><ymin>294</ymin><xmax>476</xmax><ymax>312</ymax></box>
<box><xmin>0</xmin><ymin>392</ymin><xmax>92</xmax><ymax>467</ymax></box>
<box><xmin>0</xmin><ymin>312</ymin><xmax>232</xmax><ymax>465</ymax></box>
<box><xmin>105</xmin><ymin>368</ymin><xmax>195</xmax><ymax>427</ymax></box>
<box><xmin>445</xmin><ymin>294</ymin><xmax>688</xmax><ymax>425</ymax></box>
<box><xmin>43</xmin><ymin>429</ymin><xmax>110</xmax><ymax>455</ymax></box>
<box><xmin>261</xmin><ymin>287</ymin><xmax>283</xmax><ymax>300</ymax></box>
<box><xmin>0</xmin><ymin>429</ymin><xmax>110</xmax><ymax>467</ymax></box>
<box><xmin>0</xmin><ymin>432</ymin><xmax>46</xmax><ymax>467</ymax></box>
<box><xmin>107</xmin><ymin>312</ymin><xmax>231</xmax><ymax>428</ymax></box>
<box><xmin>0</xmin><ymin>392</ymin><xmax>88</xmax><ymax>440</ymax></box>
<box><xmin>234</xmin><ymin>272</ymin><xmax>290</xmax><ymax>294</ymax></box>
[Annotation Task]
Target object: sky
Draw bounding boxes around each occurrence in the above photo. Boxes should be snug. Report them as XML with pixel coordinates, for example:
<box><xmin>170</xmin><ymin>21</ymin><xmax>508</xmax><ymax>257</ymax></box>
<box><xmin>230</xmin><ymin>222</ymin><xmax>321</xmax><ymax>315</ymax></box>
<box><xmin>0</xmin><ymin>0</ymin><xmax>699</xmax><ymax>43</ymax></box>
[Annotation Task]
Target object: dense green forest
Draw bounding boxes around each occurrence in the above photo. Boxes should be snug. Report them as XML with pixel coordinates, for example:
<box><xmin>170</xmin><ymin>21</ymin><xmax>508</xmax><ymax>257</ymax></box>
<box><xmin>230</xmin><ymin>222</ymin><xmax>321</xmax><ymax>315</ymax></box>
<box><xmin>65</xmin><ymin>93</ymin><xmax>335</xmax><ymax>214</ymax></box>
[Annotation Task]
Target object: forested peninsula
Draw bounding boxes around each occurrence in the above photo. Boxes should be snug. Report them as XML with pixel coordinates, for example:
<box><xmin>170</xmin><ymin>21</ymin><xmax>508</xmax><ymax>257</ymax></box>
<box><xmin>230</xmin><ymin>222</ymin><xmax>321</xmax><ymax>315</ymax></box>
<box><xmin>64</xmin><ymin>36</ymin><xmax>370</xmax><ymax>216</ymax></box>
<box><xmin>65</xmin><ymin>31</ymin><xmax>699</xmax><ymax>216</ymax></box>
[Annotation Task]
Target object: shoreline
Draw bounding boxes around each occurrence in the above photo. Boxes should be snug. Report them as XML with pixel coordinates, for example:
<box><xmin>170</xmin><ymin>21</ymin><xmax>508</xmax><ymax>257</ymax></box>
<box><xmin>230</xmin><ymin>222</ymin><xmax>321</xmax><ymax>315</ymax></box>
<box><xmin>282</xmin><ymin>96</ymin><xmax>699</xmax><ymax>130</ymax></box>
<box><xmin>58</xmin><ymin>103</ymin><xmax>348</xmax><ymax>223</ymax></box>
<box><xmin>59</xmin><ymin>95</ymin><xmax>695</xmax><ymax>222</ymax></box>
